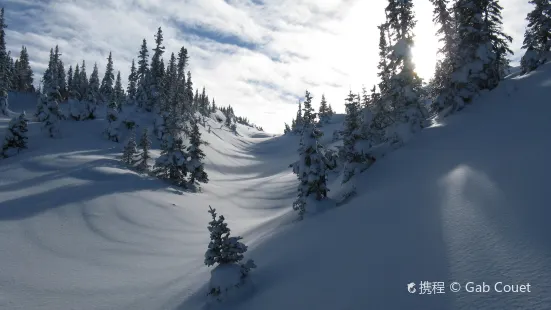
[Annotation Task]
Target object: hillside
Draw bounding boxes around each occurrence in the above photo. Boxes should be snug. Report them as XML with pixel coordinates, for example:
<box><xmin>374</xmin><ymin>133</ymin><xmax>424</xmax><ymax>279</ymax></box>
<box><xmin>1</xmin><ymin>63</ymin><xmax>551</xmax><ymax>310</ymax></box>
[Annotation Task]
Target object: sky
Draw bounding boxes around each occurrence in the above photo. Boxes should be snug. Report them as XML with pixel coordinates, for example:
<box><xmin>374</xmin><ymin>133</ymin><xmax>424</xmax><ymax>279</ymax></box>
<box><xmin>3</xmin><ymin>0</ymin><xmax>532</xmax><ymax>133</ymax></box>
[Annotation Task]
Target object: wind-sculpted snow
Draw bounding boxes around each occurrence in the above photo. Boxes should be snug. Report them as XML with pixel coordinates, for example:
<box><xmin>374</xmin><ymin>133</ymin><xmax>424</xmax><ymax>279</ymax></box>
<box><xmin>2</xmin><ymin>63</ymin><xmax>551</xmax><ymax>309</ymax></box>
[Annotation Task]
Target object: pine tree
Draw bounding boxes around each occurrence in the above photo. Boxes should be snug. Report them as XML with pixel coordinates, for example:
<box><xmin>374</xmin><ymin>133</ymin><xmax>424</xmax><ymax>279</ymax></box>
<box><xmin>318</xmin><ymin>94</ymin><xmax>329</xmax><ymax>124</ymax></box>
<box><xmin>113</xmin><ymin>71</ymin><xmax>125</xmax><ymax>111</ymax></box>
<box><xmin>342</xmin><ymin>91</ymin><xmax>364</xmax><ymax>183</ymax></box>
<box><xmin>284</xmin><ymin>123</ymin><xmax>291</xmax><ymax>134</ymax></box>
<box><xmin>82</xmin><ymin>63</ymin><xmax>100</xmax><ymax>119</ymax></box>
<box><xmin>100</xmin><ymin>52</ymin><xmax>114</xmax><ymax>104</ymax></box>
<box><xmin>79</xmin><ymin>60</ymin><xmax>89</xmax><ymax>101</ymax></box>
<box><xmin>381</xmin><ymin>0</ymin><xmax>427</xmax><ymax>139</ymax></box>
<box><xmin>1</xmin><ymin>111</ymin><xmax>28</xmax><ymax>158</ymax></box>
<box><xmin>66</xmin><ymin>65</ymin><xmax>73</xmax><ymax>96</ymax></box>
<box><xmin>293</xmin><ymin>123</ymin><xmax>327</xmax><ymax>220</ymax></box>
<box><xmin>42</xmin><ymin>82</ymin><xmax>62</xmax><ymax>138</ymax></box>
<box><xmin>121</xmin><ymin>129</ymin><xmax>138</xmax><ymax>166</ymax></box>
<box><xmin>153</xmin><ymin>125</ymin><xmax>189</xmax><ymax>187</ymax></box>
<box><xmin>127</xmin><ymin>59</ymin><xmax>137</xmax><ymax>105</ymax></box>
<box><xmin>485</xmin><ymin>0</ymin><xmax>513</xmax><ymax>86</ymax></box>
<box><xmin>136</xmin><ymin>128</ymin><xmax>151</xmax><ymax>172</ymax></box>
<box><xmin>301</xmin><ymin>90</ymin><xmax>315</xmax><ymax>125</ymax></box>
<box><xmin>104</xmin><ymin>98</ymin><xmax>120</xmax><ymax>142</ymax></box>
<box><xmin>187</xmin><ymin>119</ymin><xmax>208</xmax><ymax>186</ymax></box>
<box><xmin>294</xmin><ymin>100</ymin><xmax>303</xmax><ymax>133</ymax></box>
<box><xmin>150</xmin><ymin>27</ymin><xmax>165</xmax><ymax>112</ymax></box>
<box><xmin>521</xmin><ymin>0</ymin><xmax>551</xmax><ymax>74</ymax></box>
<box><xmin>15</xmin><ymin>46</ymin><xmax>33</xmax><ymax>92</ymax></box>
<box><xmin>204</xmin><ymin>206</ymin><xmax>254</xmax><ymax>267</ymax></box>
<box><xmin>0</xmin><ymin>88</ymin><xmax>7</xmax><ymax>116</ymax></box>
<box><xmin>72</xmin><ymin>64</ymin><xmax>81</xmax><ymax>97</ymax></box>
<box><xmin>0</xmin><ymin>8</ymin><xmax>7</xmax><ymax>93</ymax></box>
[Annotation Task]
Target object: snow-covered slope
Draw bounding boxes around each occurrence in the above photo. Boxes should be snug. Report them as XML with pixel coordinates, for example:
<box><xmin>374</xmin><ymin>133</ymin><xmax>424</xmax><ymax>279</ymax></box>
<box><xmin>1</xmin><ymin>62</ymin><xmax>551</xmax><ymax>310</ymax></box>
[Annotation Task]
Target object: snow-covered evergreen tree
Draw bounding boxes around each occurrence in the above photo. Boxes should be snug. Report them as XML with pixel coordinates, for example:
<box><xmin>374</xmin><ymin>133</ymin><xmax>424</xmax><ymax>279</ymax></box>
<box><xmin>78</xmin><ymin>60</ymin><xmax>89</xmax><ymax>101</ymax></box>
<box><xmin>126</xmin><ymin>59</ymin><xmax>137</xmax><ymax>106</ymax></box>
<box><xmin>149</xmin><ymin>27</ymin><xmax>165</xmax><ymax>112</ymax></box>
<box><xmin>521</xmin><ymin>0</ymin><xmax>551</xmax><ymax>74</ymax></box>
<box><xmin>381</xmin><ymin>0</ymin><xmax>427</xmax><ymax>141</ymax></box>
<box><xmin>0</xmin><ymin>89</ymin><xmax>7</xmax><ymax>116</ymax></box>
<box><xmin>153</xmin><ymin>120</ymin><xmax>189</xmax><ymax>188</ymax></box>
<box><xmin>342</xmin><ymin>91</ymin><xmax>364</xmax><ymax>183</ymax></box>
<box><xmin>187</xmin><ymin>119</ymin><xmax>209</xmax><ymax>187</ymax></box>
<box><xmin>293</xmin><ymin>100</ymin><xmax>303</xmax><ymax>133</ymax></box>
<box><xmin>121</xmin><ymin>129</ymin><xmax>138</xmax><ymax>166</ymax></box>
<box><xmin>1</xmin><ymin>111</ymin><xmax>28</xmax><ymax>158</ymax></box>
<box><xmin>136</xmin><ymin>128</ymin><xmax>151</xmax><ymax>172</ymax></box>
<box><xmin>284</xmin><ymin>123</ymin><xmax>291</xmax><ymax>134</ymax></box>
<box><xmin>0</xmin><ymin>8</ymin><xmax>7</xmax><ymax>93</ymax></box>
<box><xmin>82</xmin><ymin>63</ymin><xmax>100</xmax><ymax>120</ymax></box>
<box><xmin>104</xmin><ymin>98</ymin><xmax>120</xmax><ymax>142</ymax></box>
<box><xmin>204</xmin><ymin>205</ymin><xmax>256</xmax><ymax>302</ymax></box>
<box><xmin>292</xmin><ymin>90</ymin><xmax>327</xmax><ymax>219</ymax></box>
<box><xmin>14</xmin><ymin>46</ymin><xmax>33</xmax><ymax>92</ymax></box>
<box><xmin>113</xmin><ymin>71</ymin><xmax>125</xmax><ymax>111</ymax></box>
<box><xmin>100</xmin><ymin>52</ymin><xmax>114</xmax><ymax>104</ymax></box>
<box><xmin>318</xmin><ymin>94</ymin><xmax>330</xmax><ymax>124</ymax></box>
<box><xmin>42</xmin><ymin>85</ymin><xmax>62</xmax><ymax>138</ymax></box>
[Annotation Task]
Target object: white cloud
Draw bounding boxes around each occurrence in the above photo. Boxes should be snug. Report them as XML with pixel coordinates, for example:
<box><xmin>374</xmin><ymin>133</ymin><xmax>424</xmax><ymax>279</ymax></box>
<box><xmin>4</xmin><ymin>0</ymin><xmax>532</xmax><ymax>133</ymax></box>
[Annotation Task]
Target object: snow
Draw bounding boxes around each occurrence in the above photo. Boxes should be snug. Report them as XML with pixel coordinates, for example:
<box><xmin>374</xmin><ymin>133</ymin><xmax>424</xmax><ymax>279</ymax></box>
<box><xmin>1</xmin><ymin>62</ymin><xmax>551</xmax><ymax>309</ymax></box>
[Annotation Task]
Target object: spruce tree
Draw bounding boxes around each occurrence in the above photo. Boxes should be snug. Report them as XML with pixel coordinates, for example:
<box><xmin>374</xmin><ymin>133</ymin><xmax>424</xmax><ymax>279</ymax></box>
<box><xmin>292</xmin><ymin>90</ymin><xmax>327</xmax><ymax>219</ymax></box>
<box><xmin>294</xmin><ymin>100</ymin><xmax>303</xmax><ymax>133</ymax></box>
<box><xmin>154</xmin><ymin>125</ymin><xmax>189</xmax><ymax>187</ymax></box>
<box><xmin>104</xmin><ymin>98</ymin><xmax>120</xmax><ymax>142</ymax></box>
<box><xmin>127</xmin><ymin>59</ymin><xmax>137</xmax><ymax>105</ymax></box>
<box><xmin>42</xmin><ymin>83</ymin><xmax>62</xmax><ymax>138</ymax></box>
<box><xmin>121</xmin><ymin>129</ymin><xmax>138</xmax><ymax>166</ymax></box>
<box><xmin>66</xmin><ymin>65</ymin><xmax>73</xmax><ymax>95</ymax></box>
<box><xmin>113</xmin><ymin>71</ymin><xmax>125</xmax><ymax>111</ymax></box>
<box><xmin>0</xmin><ymin>8</ymin><xmax>7</xmax><ymax>92</ymax></box>
<box><xmin>79</xmin><ymin>60</ymin><xmax>89</xmax><ymax>101</ymax></box>
<box><xmin>150</xmin><ymin>27</ymin><xmax>165</xmax><ymax>112</ymax></box>
<box><xmin>382</xmin><ymin>0</ymin><xmax>427</xmax><ymax>138</ymax></box>
<box><xmin>0</xmin><ymin>89</ymin><xmax>7</xmax><ymax>116</ymax></box>
<box><xmin>318</xmin><ymin>94</ymin><xmax>329</xmax><ymax>124</ymax></box>
<box><xmin>342</xmin><ymin>91</ymin><xmax>364</xmax><ymax>183</ymax></box>
<box><xmin>187</xmin><ymin>119</ymin><xmax>208</xmax><ymax>186</ymax></box>
<box><xmin>521</xmin><ymin>0</ymin><xmax>551</xmax><ymax>74</ymax></box>
<box><xmin>15</xmin><ymin>46</ymin><xmax>33</xmax><ymax>92</ymax></box>
<box><xmin>82</xmin><ymin>63</ymin><xmax>100</xmax><ymax>119</ymax></box>
<box><xmin>204</xmin><ymin>206</ymin><xmax>254</xmax><ymax>268</ymax></box>
<box><xmin>100</xmin><ymin>52</ymin><xmax>114</xmax><ymax>104</ymax></box>
<box><xmin>1</xmin><ymin>111</ymin><xmax>28</xmax><ymax>158</ymax></box>
<box><xmin>136</xmin><ymin>128</ymin><xmax>151</xmax><ymax>172</ymax></box>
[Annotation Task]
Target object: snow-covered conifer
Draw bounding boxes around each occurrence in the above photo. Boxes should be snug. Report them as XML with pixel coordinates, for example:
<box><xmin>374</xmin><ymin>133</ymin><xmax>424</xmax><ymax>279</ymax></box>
<box><xmin>1</xmin><ymin>111</ymin><xmax>28</xmax><ymax>158</ymax></box>
<box><xmin>104</xmin><ymin>98</ymin><xmax>120</xmax><ymax>142</ymax></box>
<box><xmin>284</xmin><ymin>123</ymin><xmax>291</xmax><ymax>134</ymax></box>
<box><xmin>42</xmin><ymin>85</ymin><xmax>62</xmax><ymax>138</ymax></box>
<box><xmin>292</xmin><ymin>103</ymin><xmax>327</xmax><ymax>220</ymax></box>
<box><xmin>81</xmin><ymin>63</ymin><xmax>100</xmax><ymax>120</ymax></box>
<box><xmin>342</xmin><ymin>91</ymin><xmax>364</xmax><ymax>183</ymax></box>
<box><xmin>204</xmin><ymin>206</ymin><xmax>256</xmax><ymax>302</ymax></box>
<box><xmin>187</xmin><ymin>119</ymin><xmax>208</xmax><ymax>187</ymax></box>
<box><xmin>318</xmin><ymin>94</ymin><xmax>329</xmax><ymax>124</ymax></box>
<box><xmin>153</xmin><ymin>122</ymin><xmax>189</xmax><ymax>187</ymax></box>
<box><xmin>136</xmin><ymin>128</ymin><xmax>151</xmax><ymax>172</ymax></box>
<box><xmin>127</xmin><ymin>59</ymin><xmax>137</xmax><ymax>106</ymax></box>
<box><xmin>0</xmin><ymin>89</ymin><xmax>8</xmax><ymax>116</ymax></box>
<box><xmin>113</xmin><ymin>71</ymin><xmax>125</xmax><ymax>111</ymax></box>
<box><xmin>100</xmin><ymin>52</ymin><xmax>114</xmax><ymax>104</ymax></box>
<box><xmin>121</xmin><ymin>129</ymin><xmax>138</xmax><ymax>166</ymax></box>
<box><xmin>521</xmin><ymin>0</ymin><xmax>551</xmax><ymax>74</ymax></box>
